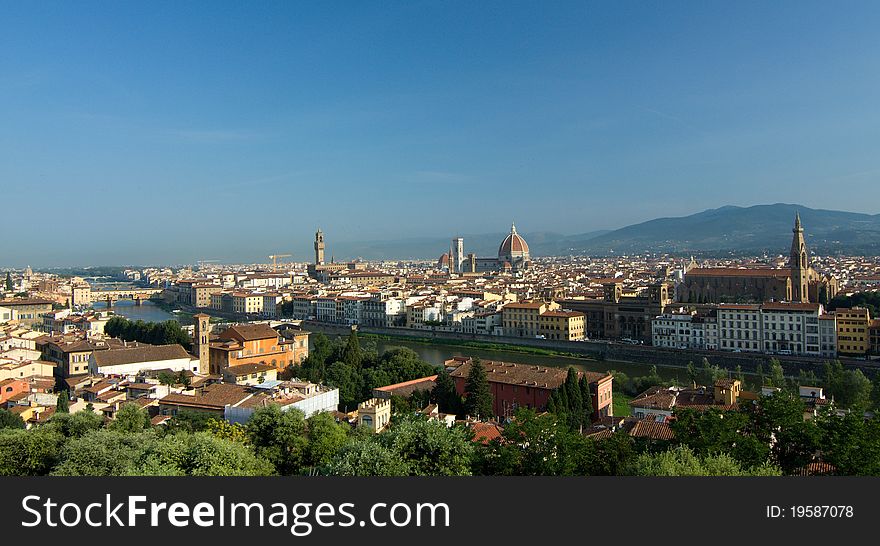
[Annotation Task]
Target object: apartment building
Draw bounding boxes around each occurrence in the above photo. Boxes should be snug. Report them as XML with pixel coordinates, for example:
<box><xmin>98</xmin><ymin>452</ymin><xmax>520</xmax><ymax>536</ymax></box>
<box><xmin>835</xmin><ymin>307</ymin><xmax>871</xmax><ymax>356</ymax></box>
<box><xmin>538</xmin><ymin>310</ymin><xmax>585</xmax><ymax>341</ymax></box>
<box><xmin>717</xmin><ymin>304</ymin><xmax>763</xmax><ymax>353</ymax></box>
<box><xmin>760</xmin><ymin>302</ymin><xmax>822</xmax><ymax>356</ymax></box>
<box><xmin>819</xmin><ymin>314</ymin><xmax>838</xmax><ymax>358</ymax></box>
<box><xmin>501</xmin><ymin>301</ymin><xmax>560</xmax><ymax>338</ymax></box>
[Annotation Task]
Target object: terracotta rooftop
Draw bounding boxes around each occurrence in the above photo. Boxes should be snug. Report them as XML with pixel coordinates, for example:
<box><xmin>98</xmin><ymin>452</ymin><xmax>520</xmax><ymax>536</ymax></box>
<box><xmin>449</xmin><ymin>358</ymin><xmax>610</xmax><ymax>389</ymax></box>
<box><xmin>93</xmin><ymin>344</ymin><xmax>190</xmax><ymax>368</ymax></box>
<box><xmin>686</xmin><ymin>267</ymin><xmax>791</xmax><ymax>278</ymax></box>
<box><xmin>217</xmin><ymin>323</ymin><xmax>279</xmax><ymax>342</ymax></box>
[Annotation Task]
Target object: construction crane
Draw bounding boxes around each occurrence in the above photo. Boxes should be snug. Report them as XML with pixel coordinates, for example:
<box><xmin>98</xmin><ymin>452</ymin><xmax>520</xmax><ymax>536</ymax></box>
<box><xmin>268</xmin><ymin>253</ymin><xmax>292</xmax><ymax>272</ymax></box>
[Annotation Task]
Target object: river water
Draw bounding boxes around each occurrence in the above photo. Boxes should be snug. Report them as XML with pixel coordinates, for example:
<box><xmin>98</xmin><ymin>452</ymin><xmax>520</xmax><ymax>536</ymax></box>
<box><xmin>92</xmin><ymin>300</ymin><xmax>190</xmax><ymax>324</ymax></box>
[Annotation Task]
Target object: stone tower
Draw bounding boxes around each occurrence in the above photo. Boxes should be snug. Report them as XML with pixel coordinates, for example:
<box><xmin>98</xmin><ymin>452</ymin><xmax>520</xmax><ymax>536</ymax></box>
<box><xmin>790</xmin><ymin>212</ymin><xmax>810</xmax><ymax>303</ymax></box>
<box><xmin>453</xmin><ymin>237</ymin><xmax>464</xmax><ymax>274</ymax></box>
<box><xmin>314</xmin><ymin>229</ymin><xmax>325</xmax><ymax>265</ymax></box>
<box><xmin>193</xmin><ymin>313</ymin><xmax>212</xmax><ymax>374</ymax></box>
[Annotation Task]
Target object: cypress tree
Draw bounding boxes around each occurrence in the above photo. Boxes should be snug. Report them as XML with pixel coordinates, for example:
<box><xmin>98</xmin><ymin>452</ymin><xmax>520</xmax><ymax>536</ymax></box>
<box><xmin>4</xmin><ymin>272</ymin><xmax>12</xmax><ymax>292</ymax></box>
<box><xmin>565</xmin><ymin>368</ymin><xmax>583</xmax><ymax>430</ymax></box>
<box><xmin>342</xmin><ymin>330</ymin><xmax>363</xmax><ymax>369</ymax></box>
<box><xmin>464</xmin><ymin>358</ymin><xmax>493</xmax><ymax>419</ymax></box>
<box><xmin>56</xmin><ymin>390</ymin><xmax>70</xmax><ymax>413</ymax></box>
<box><xmin>434</xmin><ymin>368</ymin><xmax>462</xmax><ymax>415</ymax></box>
<box><xmin>579</xmin><ymin>376</ymin><xmax>594</xmax><ymax>424</ymax></box>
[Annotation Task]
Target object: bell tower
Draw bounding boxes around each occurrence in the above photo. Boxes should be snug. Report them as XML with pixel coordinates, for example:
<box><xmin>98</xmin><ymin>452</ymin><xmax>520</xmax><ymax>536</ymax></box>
<box><xmin>314</xmin><ymin>229</ymin><xmax>325</xmax><ymax>265</ymax></box>
<box><xmin>790</xmin><ymin>212</ymin><xmax>810</xmax><ymax>302</ymax></box>
<box><xmin>193</xmin><ymin>313</ymin><xmax>212</xmax><ymax>374</ymax></box>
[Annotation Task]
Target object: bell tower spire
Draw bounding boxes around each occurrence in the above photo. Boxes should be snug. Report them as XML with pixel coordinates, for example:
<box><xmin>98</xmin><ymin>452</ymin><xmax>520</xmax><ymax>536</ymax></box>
<box><xmin>790</xmin><ymin>212</ymin><xmax>809</xmax><ymax>302</ymax></box>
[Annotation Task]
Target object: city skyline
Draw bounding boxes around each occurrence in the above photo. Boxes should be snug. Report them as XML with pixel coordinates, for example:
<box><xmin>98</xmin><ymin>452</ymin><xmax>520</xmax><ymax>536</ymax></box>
<box><xmin>3</xmin><ymin>2</ymin><xmax>880</xmax><ymax>266</ymax></box>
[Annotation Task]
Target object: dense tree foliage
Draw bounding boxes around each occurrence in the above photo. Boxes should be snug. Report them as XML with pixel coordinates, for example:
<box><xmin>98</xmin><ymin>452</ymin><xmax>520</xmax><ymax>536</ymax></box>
<box><xmin>288</xmin><ymin>332</ymin><xmax>439</xmax><ymax>411</ymax></box>
<box><xmin>104</xmin><ymin>316</ymin><xmax>192</xmax><ymax>350</ymax></box>
<box><xmin>629</xmin><ymin>445</ymin><xmax>781</xmax><ymax>476</ymax></box>
<box><xmin>547</xmin><ymin>368</ymin><xmax>594</xmax><ymax>432</ymax></box>
<box><xmin>0</xmin><ymin>408</ymin><xmax>25</xmax><ymax>430</ymax></box>
<box><xmin>828</xmin><ymin>292</ymin><xmax>880</xmax><ymax>317</ymax></box>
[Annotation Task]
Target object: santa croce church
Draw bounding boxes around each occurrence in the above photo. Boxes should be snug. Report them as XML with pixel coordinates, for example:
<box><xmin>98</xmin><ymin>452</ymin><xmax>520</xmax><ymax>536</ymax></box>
<box><xmin>681</xmin><ymin>213</ymin><xmax>839</xmax><ymax>304</ymax></box>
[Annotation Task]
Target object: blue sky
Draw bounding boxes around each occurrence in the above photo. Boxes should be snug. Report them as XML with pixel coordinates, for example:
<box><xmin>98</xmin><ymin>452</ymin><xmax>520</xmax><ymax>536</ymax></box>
<box><xmin>2</xmin><ymin>1</ymin><xmax>880</xmax><ymax>266</ymax></box>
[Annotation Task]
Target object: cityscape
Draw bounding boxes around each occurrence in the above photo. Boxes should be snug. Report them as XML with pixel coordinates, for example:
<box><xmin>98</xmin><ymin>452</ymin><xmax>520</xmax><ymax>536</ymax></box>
<box><xmin>2</xmin><ymin>2</ymin><xmax>880</xmax><ymax>481</ymax></box>
<box><xmin>3</xmin><ymin>208</ymin><xmax>880</xmax><ymax>476</ymax></box>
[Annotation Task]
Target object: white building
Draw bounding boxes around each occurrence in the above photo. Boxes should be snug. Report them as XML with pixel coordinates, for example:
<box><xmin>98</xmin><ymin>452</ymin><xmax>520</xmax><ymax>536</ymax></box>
<box><xmin>652</xmin><ymin>312</ymin><xmax>696</xmax><ymax>349</ymax></box>
<box><xmin>718</xmin><ymin>304</ymin><xmax>763</xmax><ymax>353</ymax></box>
<box><xmin>819</xmin><ymin>314</ymin><xmax>838</xmax><ymax>358</ymax></box>
<box><xmin>760</xmin><ymin>302</ymin><xmax>822</xmax><ymax>356</ymax></box>
<box><xmin>90</xmin><ymin>343</ymin><xmax>198</xmax><ymax>376</ymax></box>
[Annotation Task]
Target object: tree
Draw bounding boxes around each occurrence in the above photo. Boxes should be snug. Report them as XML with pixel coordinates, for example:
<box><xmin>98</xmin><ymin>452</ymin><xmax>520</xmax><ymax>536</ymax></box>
<box><xmin>479</xmin><ymin>409</ymin><xmax>577</xmax><ymax>476</ymax></box>
<box><xmin>52</xmin><ymin>430</ymin><xmax>157</xmax><ymax>476</ymax></box>
<box><xmin>109</xmin><ymin>403</ymin><xmax>151</xmax><ymax>433</ymax></box>
<box><xmin>741</xmin><ymin>391</ymin><xmax>819</xmax><ymax>474</ymax></box>
<box><xmin>245</xmin><ymin>405</ymin><xmax>308</xmax><ymax>475</ymax></box>
<box><xmin>824</xmin><ymin>360</ymin><xmax>873</xmax><ymax>410</ymax></box>
<box><xmin>165</xmin><ymin>410</ymin><xmax>216</xmax><ymax>434</ymax></box>
<box><xmin>735</xmin><ymin>365</ymin><xmax>745</xmax><ymax>384</ymax></box>
<box><xmin>380</xmin><ymin>415</ymin><xmax>474</xmax><ymax>476</ymax></box>
<box><xmin>0</xmin><ymin>408</ymin><xmax>25</xmax><ymax>430</ymax></box>
<box><xmin>204</xmin><ymin>419</ymin><xmax>249</xmax><ymax>444</ymax></box>
<box><xmin>671</xmin><ymin>408</ymin><xmax>768</xmax><ymax>468</ymax></box>
<box><xmin>48</xmin><ymin>410</ymin><xmax>102</xmax><ymax>437</ymax></box>
<box><xmin>756</xmin><ymin>362</ymin><xmax>765</xmax><ymax>386</ymax></box>
<box><xmin>463</xmin><ymin>358</ymin><xmax>493</xmax><ymax>419</ymax></box>
<box><xmin>686</xmin><ymin>361</ymin><xmax>697</xmax><ymax>386</ymax></box>
<box><xmin>341</xmin><ymin>330</ymin><xmax>363</xmax><ymax>369</ymax></box>
<box><xmin>563</xmin><ymin>368</ymin><xmax>584</xmax><ymax>431</ymax></box>
<box><xmin>305</xmin><ymin>412</ymin><xmax>349</xmax><ymax>468</ymax></box>
<box><xmin>326</xmin><ymin>439</ymin><xmax>410</xmax><ymax>476</ymax></box>
<box><xmin>0</xmin><ymin>428</ymin><xmax>65</xmax><ymax>475</ymax></box>
<box><xmin>56</xmin><ymin>390</ymin><xmax>70</xmax><ymax>414</ymax></box>
<box><xmin>4</xmin><ymin>272</ymin><xmax>12</xmax><ymax>292</ymax></box>
<box><xmin>767</xmin><ymin>359</ymin><xmax>786</xmax><ymax>389</ymax></box>
<box><xmin>139</xmin><ymin>432</ymin><xmax>274</xmax><ymax>476</ymax></box>
<box><xmin>628</xmin><ymin>445</ymin><xmax>781</xmax><ymax>476</ymax></box>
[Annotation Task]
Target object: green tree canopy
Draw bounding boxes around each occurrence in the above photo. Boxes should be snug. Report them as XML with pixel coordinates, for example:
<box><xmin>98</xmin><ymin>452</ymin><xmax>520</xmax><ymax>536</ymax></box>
<box><xmin>0</xmin><ymin>428</ymin><xmax>64</xmax><ymax>475</ymax></box>
<box><xmin>379</xmin><ymin>415</ymin><xmax>474</xmax><ymax>476</ymax></box>
<box><xmin>326</xmin><ymin>439</ymin><xmax>410</xmax><ymax>476</ymax></box>
<box><xmin>245</xmin><ymin>405</ymin><xmax>308</xmax><ymax>475</ymax></box>
<box><xmin>0</xmin><ymin>408</ymin><xmax>25</xmax><ymax>430</ymax></box>
<box><xmin>629</xmin><ymin>445</ymin><xmax>781</xmax><ymax>476</ymax></box>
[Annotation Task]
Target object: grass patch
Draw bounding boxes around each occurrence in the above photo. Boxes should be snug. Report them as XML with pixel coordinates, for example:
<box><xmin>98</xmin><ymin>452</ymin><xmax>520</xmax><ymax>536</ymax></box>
<box><xmin>612</xmin><ymin>392</ymin><xmax>633</xmax><ymax>418</ymax></box>
<box><xmin>357</xmin><ymin>332</ymin><xmax>597</xmax><ymax>360</ymax></box>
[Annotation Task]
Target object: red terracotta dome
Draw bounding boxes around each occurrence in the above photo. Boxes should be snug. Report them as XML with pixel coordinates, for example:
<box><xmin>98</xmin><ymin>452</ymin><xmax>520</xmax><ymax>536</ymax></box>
<box><xmin>437</xmin><ymin>253</ymin><xmax>450</xmax><ymax>269</ymax></box>
<box><xmin>498</xmin><ymin>223</ymin><xmax>530</xmax><ymax>259</ymax></box>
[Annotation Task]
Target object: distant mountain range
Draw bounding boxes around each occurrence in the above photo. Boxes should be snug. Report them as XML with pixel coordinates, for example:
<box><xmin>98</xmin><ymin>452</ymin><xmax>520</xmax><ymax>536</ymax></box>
<box><xmin>578</xmin><ymin>203</ymin><xmax>880</xmax><ymax>256</ymax></box>
<box><xmin>330</xmin><ymin>204</ymin><xmax>880</xmax><ymax>260</ymax></box>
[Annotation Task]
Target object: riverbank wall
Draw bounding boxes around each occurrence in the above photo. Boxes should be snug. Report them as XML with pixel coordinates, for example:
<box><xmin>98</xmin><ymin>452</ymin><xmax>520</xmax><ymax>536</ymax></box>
<box><xmin>301</xmin><ymin>321</ymin><xmax>880</xmax><ymax>378</ymax></box>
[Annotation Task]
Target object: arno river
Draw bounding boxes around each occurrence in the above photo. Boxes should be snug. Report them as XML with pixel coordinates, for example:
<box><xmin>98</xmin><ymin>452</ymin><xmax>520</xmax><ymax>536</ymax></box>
<box><xmin>98</xmin><ymin>300</ymin><xmax>691</xmax><ymax>382</ymax></box>
<box><xmin>92</xmin><ymin>300</ymin><xmax>193</xmax><ymax>325</ymax></box>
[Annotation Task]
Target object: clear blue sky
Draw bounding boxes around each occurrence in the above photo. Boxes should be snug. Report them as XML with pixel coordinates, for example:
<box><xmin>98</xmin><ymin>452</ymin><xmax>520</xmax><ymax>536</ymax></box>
<box><xmin>2</xmin><ymin>1</ymin><xmax>879</xmax><ymax>266</ymax></box>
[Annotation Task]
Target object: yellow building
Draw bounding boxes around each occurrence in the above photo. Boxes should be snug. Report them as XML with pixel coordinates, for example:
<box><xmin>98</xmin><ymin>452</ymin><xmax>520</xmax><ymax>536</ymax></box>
<box><xmin>502</xmin><ymin>301</ymin><xmax>560</xmax><ymax>338</ymax></box>
<box><xmin>538</xmin><ymin>310</ymin><xmax>586</xmax><ymax>341</ymax></box>
<box><xmin>835</xmin><ymin>307</ymin><xmax>871</xmax><ymax>355</ymax></box>
<box><xmin>231</xmin><ymin>292</ymin><xmax>264</xmax><ymax>315</ymax></box>
<box><xmin>358</xmin><ymin>398</ymin><xmax>391</xmax><ymax>433</ymax></box>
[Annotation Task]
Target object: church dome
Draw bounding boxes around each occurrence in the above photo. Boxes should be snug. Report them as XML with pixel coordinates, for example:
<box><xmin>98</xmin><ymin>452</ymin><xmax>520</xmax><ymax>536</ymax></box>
<box><xmin>498</xmin><ymin>223</ymin><xmax>530</xmax><ymax>259</ymax></box>
<box><xmin>437</xmin><ymin>253</ymin><xmax>450</xmax><ymax>269</ymax></box>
